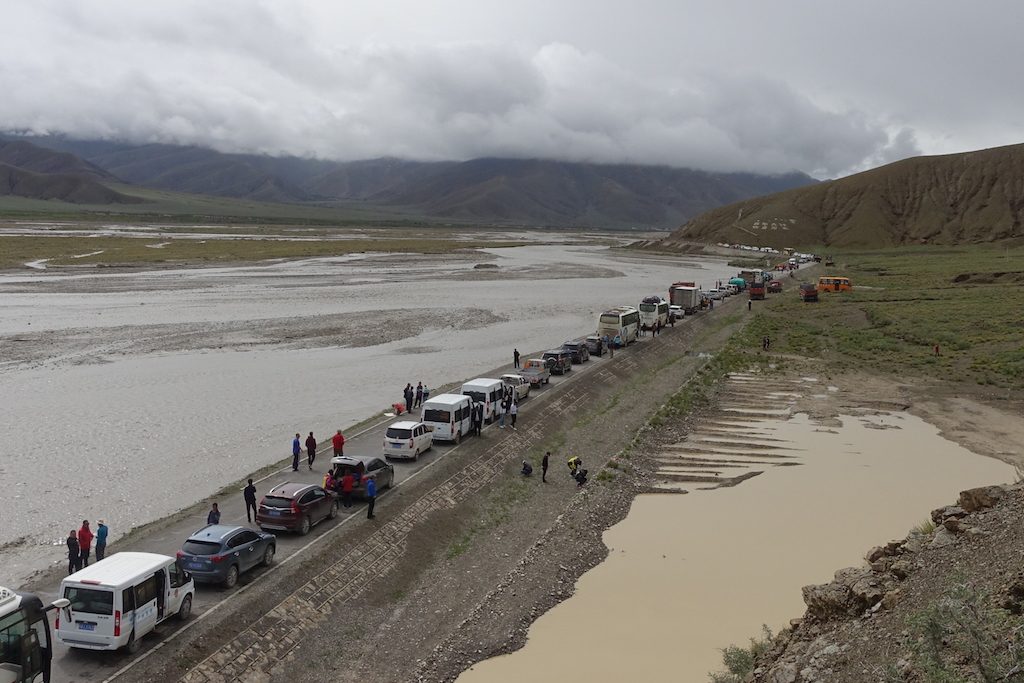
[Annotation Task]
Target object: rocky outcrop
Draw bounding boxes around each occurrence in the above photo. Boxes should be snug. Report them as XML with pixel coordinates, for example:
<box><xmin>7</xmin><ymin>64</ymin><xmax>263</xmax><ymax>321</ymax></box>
<box><xmin>749</xmin><ymin>484</ymin><xmax>1011</xmax><ymax>682</ymax></box>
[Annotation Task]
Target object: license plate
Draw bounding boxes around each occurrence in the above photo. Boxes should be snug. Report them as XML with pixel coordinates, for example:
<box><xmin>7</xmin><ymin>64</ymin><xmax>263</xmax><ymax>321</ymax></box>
<box><xmin>78</xmin><ymin>623</ymin><xmax>95</xmax><ymax>631</ymax></box>
<box><xmin>267</xmin><ymin>510</ymin><xmax>280</xmax><ymax>516</ymax></box>
<box><xmin>391</xmin><ymin>443</ymin><xmax>403</xmax><ymax>449</ymax></box>
<box><xmin>187</xmin><ymin>562</ymin><xmax>205</xmax><ymax>570</ymax></box>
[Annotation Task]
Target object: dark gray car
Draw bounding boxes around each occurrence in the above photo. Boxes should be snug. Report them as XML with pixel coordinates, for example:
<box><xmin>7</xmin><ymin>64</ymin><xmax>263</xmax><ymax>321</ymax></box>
<box><xmin>178</xmin><ymin>524</ymin><xmax>275</xmax><ymax>588</ymax></box>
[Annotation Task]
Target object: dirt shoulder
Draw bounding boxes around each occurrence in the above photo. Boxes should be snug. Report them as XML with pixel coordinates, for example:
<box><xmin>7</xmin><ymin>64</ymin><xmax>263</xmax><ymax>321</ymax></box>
<box><xmin>113</xmin><ymin>297</ymin><xmax>751</xmax><ymax>683</ymax></box>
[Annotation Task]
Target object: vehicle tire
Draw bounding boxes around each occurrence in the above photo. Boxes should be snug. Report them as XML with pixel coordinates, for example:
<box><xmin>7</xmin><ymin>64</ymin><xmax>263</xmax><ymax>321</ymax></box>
<box><xmin>328</xmin><ymin>501</ymin><xmax>339</xmax><ymax>520</ymax></box>
<box><xmin>299</xmin><ymin>515</ymin><xmax>312</xmax><ymax>536</ymax></box>
<box><xmin>223</xmin><ymin>564</ymin><xmax>239</xmax><ymax>589</ymax></box>
<box><xmin>545</xmin><ymin>378</ymin><xmax>549</xmax><ymax>385</ymax></box>
<box><xmin>454</xmin><ymin>430</ymin><xmax>461</xmax><ymax>444</ymax></box>
<box><xmin>177</xmin><ymin>594</ymin><xmax>192</xmax><ymax>621</ymax></box>
<box><xmin>262</xmin><ymin>545</ymin><xmax>275</xmax><ymax>567</ymax></box>
<box><xmin>126</xmin><ymin>630</ymin><xmax>140</xmax><ymax>654</ymax></box>
<box><xmin>386</xmin><ymin>472</ymin><xmax>394</xmax><ymax>489</ymax></box>
<box><xmin>413</xmin><ymin>448</ymin><xmax>419</xmax><ymax>462</ymax></box>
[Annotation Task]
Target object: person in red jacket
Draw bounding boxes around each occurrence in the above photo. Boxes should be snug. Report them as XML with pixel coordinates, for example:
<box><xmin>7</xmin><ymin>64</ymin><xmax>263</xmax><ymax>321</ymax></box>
<box><xmin>77</xmin><ymin>520</ymin><xmax>94</xmax><ymax>568</ymax></box>
<box><xmin>332</xmin><ymin>430</ymin><xmax>345</xmax><ymax>457</ymax></box>
<box><xmin>340</xmin><ymin>472</ymin><xmax>355</xmax><ymax>509</ymax></box>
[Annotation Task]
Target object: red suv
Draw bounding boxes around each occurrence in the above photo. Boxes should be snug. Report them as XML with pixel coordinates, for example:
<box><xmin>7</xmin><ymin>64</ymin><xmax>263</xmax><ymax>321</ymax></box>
<box><xmin>256</xmin><ymin>482</ymin><xmax>338</xmax><ymax>536</ymax></box>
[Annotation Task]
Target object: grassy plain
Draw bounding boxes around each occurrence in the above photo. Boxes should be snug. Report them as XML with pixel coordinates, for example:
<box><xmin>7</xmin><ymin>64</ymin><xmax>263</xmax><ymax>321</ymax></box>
<box><xmin>744</xmin><ymin>246</ymin><xmax>1024</xmax><ymax>389</ymax></box>
<box><xmin>0</xmin><ymin>233</ymin><xmax>530</xmax><ymax>269</ymax></box>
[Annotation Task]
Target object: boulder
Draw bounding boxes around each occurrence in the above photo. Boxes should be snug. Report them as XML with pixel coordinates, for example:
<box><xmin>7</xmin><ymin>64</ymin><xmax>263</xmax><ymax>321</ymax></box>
<box><xmin>882</xmin><ymin>589</ymin><xmax>901</xmax><ymax>610</ymax></box>
<box><xmin>930</xmin><ymin>527</ymin><xmax>958</xmax><ymax>549</ymax></box>
<box><xmin>769</xmin><ymin>662</ymin><xmax>798</xmax><ymax>683</ymax></box>
<box><xmin>930</xmin><ymin>505</ymin><xmax>968</xmax><ymax>524</ymax></box>
<box><xmin>865</xmin><ymin>546</ymin><xmax>887</xmax><ymax>563</ymax></box>
<box><xmin>958</xmin><ymin>486</ymin><xmax>1005</xmax><ymax>512</ymax></box>
<box><xmin>942</xmin><ymin>518</ymin><xmax>962</xmax><ymax>533</ymax></box>
<box><xmin>890</xmin><ymin>559</ymin><xmax>913</xmax><ymax>580</ymax></box>
<box><xmin>803</xmin><ymin>582</ymin><xmax>855</xmax><ymax>619</ymax></box>
<box><xmin>901</xmin><ymin>531</ymin><xmax>926</xmax><ymax>554</ymax></box>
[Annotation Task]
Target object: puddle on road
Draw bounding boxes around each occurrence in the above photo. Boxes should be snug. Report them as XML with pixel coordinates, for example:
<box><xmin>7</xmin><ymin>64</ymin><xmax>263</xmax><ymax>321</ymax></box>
<box><xmin>458</xmin><ymin>410</ymin><xmax>1016</xmax><ymax>683</ymax></box>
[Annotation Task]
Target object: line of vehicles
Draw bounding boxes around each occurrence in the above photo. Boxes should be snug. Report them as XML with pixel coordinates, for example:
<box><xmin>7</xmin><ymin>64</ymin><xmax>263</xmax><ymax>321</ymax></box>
<box><xmin>16</xmin><ymin>269</ymin><xmax>789</xmax><ymax>680</ymax></box>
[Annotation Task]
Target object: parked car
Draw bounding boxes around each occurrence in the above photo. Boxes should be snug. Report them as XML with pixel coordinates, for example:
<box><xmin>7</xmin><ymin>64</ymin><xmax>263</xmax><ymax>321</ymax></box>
<box><xmin>329</xmin><ymin>455</ymin><xmax>395</xmax><ymax>496</ymax></box>
<box><xmin>767</xmin><ymin>280</ymin><xmax>783</xmax><ymax>293</ymax></box>
<box><xmin>561</xmin><ymin>340</ymin><xmax>590</xmax><ymax>363</ymax></box>
<box><xmin>707</xmin><ymin>288</ymin><xmax>724</xmax><ymax>300</ymax></box>
<box><xmin>177</xmin><ymin>525</ymin><xmax>275</xmax><ymax>588</ymax></box>
<box><xmin>542</xmin><ymin>349</ymin><xmax>573</xmax><ymax>375</ymax></box>
<box><xmin>584</xmin><ymin>335</ymin><xmax>608</xmax><ymax>356</ymax></box>
<box><xmin>668</xmin><ymin>305</ymin><xmax>683</xmax><ymax>321</ymax></box>
<box><xmin>519</xmin><ymin>358</ymin><xmax>551</xmax><ymax>386</ymax></box>
<box><xmin>382</xmin><ymin>420</ymin><xmax>433</xmax><ymax>460</ymax></box>
<box><xmin>256</xmin><ymin>482</ymin><xmax>338</xmax><ymax>536</ymax></box>
<box><xmin>500</xmin><ymin>373</ymin><xmax>531</xmax><ymax>401</ymax></box>
<box><xmin>798</xmin><ymin>283</ymin><xmax>819</xmax><ymax>302</ymax></box>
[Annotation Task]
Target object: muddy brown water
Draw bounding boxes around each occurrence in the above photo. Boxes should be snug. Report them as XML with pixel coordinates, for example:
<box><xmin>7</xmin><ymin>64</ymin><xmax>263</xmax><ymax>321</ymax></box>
<box><xmin>458</xmin><ymin>409</ymin><xmax>1016</xmax><ymax>683</ymax></box>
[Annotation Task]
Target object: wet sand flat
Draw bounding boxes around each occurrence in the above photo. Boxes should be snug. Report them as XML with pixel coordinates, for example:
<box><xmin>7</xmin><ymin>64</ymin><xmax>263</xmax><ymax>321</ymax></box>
<box><xmin>458</xmin><ymin>411</ymin><xmax>1016</xmax><ymax>683</ymax></box>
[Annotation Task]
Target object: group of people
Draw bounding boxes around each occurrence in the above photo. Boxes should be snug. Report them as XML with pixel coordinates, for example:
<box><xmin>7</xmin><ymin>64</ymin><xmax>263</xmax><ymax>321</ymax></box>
<box><xmin>521</xmin><ymin>452</ymin><xmax>586</xmax><ymax>487</ymax></box>
<box><xmin>402</xmin><ymin>382</ymin><xmax>430</xmax><ymax>414</ymax></box>
<box><xmin>292</xmin><ymin>429</ymin><xmax>346</xmax><ymax>472</ymax></box>
<box><xmin>321</xmin><ymin>465</ymin><xmax>369</xmax><ymax>512</ymax></box>
<box><xmin>66</xmin><ymin>519</ymin><xmax>109</xmax><ymax>574</ymax></box>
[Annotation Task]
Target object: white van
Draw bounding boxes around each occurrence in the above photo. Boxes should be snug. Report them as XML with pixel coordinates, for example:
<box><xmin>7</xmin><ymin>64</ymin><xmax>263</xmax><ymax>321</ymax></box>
<box><xmin>420</xmin><ymin>393</ymin><xmax>473</xmax><ymax>443</ymax></box>
<box><xmin>461</xmin><ymin>378</ymin><xmax>504</xmax><ymax>423</ymax></box>
<box><xmin>56</xmin><ymin>552</ymin><xmax>194</xmax><ymax>653</ymax></box>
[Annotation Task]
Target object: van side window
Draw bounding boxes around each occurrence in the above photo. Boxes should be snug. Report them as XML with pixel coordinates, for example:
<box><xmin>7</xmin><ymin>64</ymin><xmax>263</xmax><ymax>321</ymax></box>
<box><xmin>168</xmin><ymin>563</ymin><xmax>188</xmax><ymax>589</ymax></box>
<box><xmin>135</xmin><ymin>575</ymin><xmax>158</xmax><ymax>606</ymax></box>
<box><xmin>122</xmin><ymin>587</ymin><xmax>136</xmax><ymax>612</ymax></box>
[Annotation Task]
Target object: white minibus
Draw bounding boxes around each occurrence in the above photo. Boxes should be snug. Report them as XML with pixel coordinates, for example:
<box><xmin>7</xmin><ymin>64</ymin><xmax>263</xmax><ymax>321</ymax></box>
<box><xmin>461</xmin><ymin>378</ymin><xmax>504</xmax><ymax>423</ymax></box>
<box><xmin>638</xmin><ymin>297</ymin><xmax>669</xmax><ymax>330</ymax></box>
<box><xmin>597</xmin><ymin>306</ymin><xmax>640</xmax><ymax>345</ymax></box>
<box><xmin>56</xmin><ymin>552</ymin><xmax>194</xmax><ymax>653</ymax></box>
<box><xmin>420</xmin><ymin>393</ymin><xmax>473</xmax><ymax>443</ymax></box>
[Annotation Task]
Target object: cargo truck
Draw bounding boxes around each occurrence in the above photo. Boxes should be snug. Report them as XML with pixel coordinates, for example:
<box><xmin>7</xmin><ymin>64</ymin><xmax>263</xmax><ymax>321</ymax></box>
<box><xmin>668</xmin><ymin>282</ymin><xmax>701</xmax><ymax>315</ymax></box>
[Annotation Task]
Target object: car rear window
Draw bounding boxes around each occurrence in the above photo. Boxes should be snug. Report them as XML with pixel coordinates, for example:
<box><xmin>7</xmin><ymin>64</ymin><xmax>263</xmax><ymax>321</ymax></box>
<box><xmin>386</xmin><ymin>427</ymin><xmax>412</xmax><ymax>439</ymax></box>
<box><xmin>181</xmin><ymin>540</ymin><xmax>221</xmax><ymax>556</ymax></box>
<box><xmin>462</xmin><ymin>391</ymin><xmax>486</xmax><ymax>403</ymax></box>
<box><xmin>262</xmin><ymin>495</ymin><xmax>294</xmax><ymax>509</ymax></box>
<box><xmin>65</xmin><ymin>587</ymin><xmax>113</xmax><ymax>615</ymax></box>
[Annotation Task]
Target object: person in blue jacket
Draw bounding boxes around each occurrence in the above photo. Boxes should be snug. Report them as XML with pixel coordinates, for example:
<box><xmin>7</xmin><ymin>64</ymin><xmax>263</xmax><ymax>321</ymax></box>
<box><xmin>95</xmin><ymin>520</ymin><xmax>109</xmax><ymax>561</ymax></box>
<box><xmin>292</xmin><ymin>433</ymin><xmax>301</xmax><ymax>472</ymax></box>
<box><xmin>365</xmin><ymin>477</ymin><xmax>377</xmax><ymax>520</ymax></box>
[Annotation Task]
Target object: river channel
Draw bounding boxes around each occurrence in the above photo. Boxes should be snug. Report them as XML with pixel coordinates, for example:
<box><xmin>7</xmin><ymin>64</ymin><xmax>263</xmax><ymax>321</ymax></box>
<box><xmin>0</xmin><ymin>238</ymin><xmax>736</xmax><ymax>586</ymax></box>
<box><xmin>458</xmin><ymin>403</ymin><xmax>1016</xmax><ymax>682</ymax></box>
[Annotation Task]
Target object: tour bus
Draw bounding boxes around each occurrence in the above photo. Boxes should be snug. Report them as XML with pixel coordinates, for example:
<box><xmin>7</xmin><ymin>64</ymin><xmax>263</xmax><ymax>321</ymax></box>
<box><xmin>817</xmin><ymin>276</ymin><xmax>852</xmax><ymax>292</ymax></box>
<box><xmin>638</xmin><ymin>296</ymin><xmax>669</xmax><ymax>331</ymax></box>
<box><xmin>460</xmin><ymin>378</ymin><xmax>504</xmax><ymax>423</ymax></box>
<box><xmin>56</xmin><ymin>552</ymin><xmax>194</xmax><ymax>654</ymax></box>
<box><xmin>0</xmin><ymin>586</ymin><xmax>68</xmax><ymax>682</ymax></box>
<box><xmin>420</xmin><ymin>393</ymin><xmax>473</xmax><ymax>443</ymax></box>
<box><xmin>597</xmin><ymin>306</ymin><xmax>640</xmax><ymax>346</ymax></box>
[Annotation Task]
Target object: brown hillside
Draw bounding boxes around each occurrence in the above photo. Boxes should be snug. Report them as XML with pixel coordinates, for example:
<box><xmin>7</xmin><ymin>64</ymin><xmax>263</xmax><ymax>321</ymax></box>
<box><xmin>660</xmin><ymin>143</ymin><xmax>1024</xmax><ymax>248</ymax></box>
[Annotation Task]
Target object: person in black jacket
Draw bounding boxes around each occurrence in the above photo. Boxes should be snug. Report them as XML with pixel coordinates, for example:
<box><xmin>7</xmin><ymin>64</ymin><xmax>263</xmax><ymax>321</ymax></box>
<box><xmin>305</xmin><ymin>432</ymin><xmax>317</xmax><ymax>470</ymax></box>
<box><xmin>243</xmin><ymin>479</ymin><xmax>257</xmax><ymax>523</ymax></box>
<box><xmin>67</xmin><ymin>530</ymin><xmax>81</xmax><ymax>574</ymax></box>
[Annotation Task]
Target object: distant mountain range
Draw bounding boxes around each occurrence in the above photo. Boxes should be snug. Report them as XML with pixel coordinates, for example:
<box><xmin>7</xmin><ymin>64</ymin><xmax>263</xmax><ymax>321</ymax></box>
<box><xmin>0</xmin><ymin>140</ymin><xmax>141</xmax><ymax>204</ymax></box>
<box><xmin>0</xmin><ymin>134</ymin><xmax>815</xmax><ymax>227</ymax></box>
<box><xmin>658</xmin><ymin>143</ymin><xmax>1024</xmax><ymax>247</ymax></box>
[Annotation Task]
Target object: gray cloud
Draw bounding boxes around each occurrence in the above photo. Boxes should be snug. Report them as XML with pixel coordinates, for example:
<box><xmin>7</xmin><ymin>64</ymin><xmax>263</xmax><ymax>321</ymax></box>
<box><xmin>9</xmin><ymin>1</ymin><xmax>1021</xmax><ymax>178</ymax></box>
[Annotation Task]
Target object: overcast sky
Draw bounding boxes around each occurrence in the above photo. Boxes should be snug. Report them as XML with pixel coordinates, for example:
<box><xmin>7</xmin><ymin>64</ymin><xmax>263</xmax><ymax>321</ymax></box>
<box><xmin>2</xmin><ymin>1</ymin><xmax>1021</xmax><ymax>178</ymax></box>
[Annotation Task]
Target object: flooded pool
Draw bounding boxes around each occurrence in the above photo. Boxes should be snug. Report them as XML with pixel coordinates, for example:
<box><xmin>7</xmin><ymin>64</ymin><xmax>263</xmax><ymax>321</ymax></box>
<box><xmin>0</xmin><ymin>240</ymin><xmax>736</xmax><ymax>586</ymax></box>
<box><xmin>457</xmin><ymin>409</ymin><xmax>1017</xmax><ymax>683</ymax></box>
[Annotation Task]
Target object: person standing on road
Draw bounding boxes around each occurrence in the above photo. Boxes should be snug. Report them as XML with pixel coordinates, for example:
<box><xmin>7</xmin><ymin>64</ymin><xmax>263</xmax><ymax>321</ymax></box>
<box><xmin>67</xmin><ymin>530</ymin><xmax>81</xmax><ymax>574</ymax></box>
<box><xmin>542</xmin><ymin>451</ymin><xmax>550</xmax><ymax>483</ymax></box>
<box><xmin>404</xmin><ymin>384</ymin><xmax>413</xmax><ymax>414</ymax></box>
<box><xmin>292</xmin><ymin>433</ymin><xmax>301</xmax><ymax>472</ymax></box>
<box><xmin>306</xmin><ymin>432</ymin><xmax>317</xmax><ymax>470</ymax></box>
<box><xmin>509</xmin><ymin>400</ymin><xmax>518</xmax><ymax>430</ymax></box>
<box><xmin>207</xmin><ymin>503</ymin><xmax>221</xmax><ymax>525</ymax></box>
<box><xmin>415</xmin><ymin>382</ymin><xmax>424</xmax><ymax>408</ymax></box>
<box><xmin>77</xmin><ymin>520</ymin><xmax>93</xmax><ymax>568</ymax></box>
<box><xmin>472</xmin><ymin>403</ymin><xmax>482</xmax><ymax>436</ymax></box>
<box><xmin>340</xmin><ymin>471</ymin><xmax>355</xmax><ymax>508</ymax></box>
<box><xmin>244</xmin><ymin>479</ymin><xmax>258</xmax><ymax>523</ymax></box>
<box><xmin>747</xmin><ymin>299</ymin><xmax>752</xmax><ymax>311</ymax></box>
<box><xmin>365</xmin><ymin>477</ymin><xmax>377</xmax><ymax>519</ymax></box>
<box><xmin>513</xmin><ymin>348</ymin><xmax>520</xmax><ymax>369</ymax></box>
<box><xmin>95</xmin><ymin>519</ymin><xmax>109</xmax><ymax>562</ymax></box>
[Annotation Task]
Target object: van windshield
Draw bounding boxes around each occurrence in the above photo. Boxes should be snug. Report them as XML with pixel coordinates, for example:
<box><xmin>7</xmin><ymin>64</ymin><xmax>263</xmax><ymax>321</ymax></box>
<box><xmin>386</xmin><ymin>427</ymin><xmax>412</xmax><ymax>439</ymax></box>
<box><xmin>182</xmin><ymin>540</ymin><xmax>221</xmax><ymax>556</ymax></box>
<box><xmin>639</xmin><ymin>304</ymin><xmax>656</xmax><ymax>312</ymax></box>
<box><xmin>65</xmin><ymin>587</ymin><xmax>113</xmax><ymax>615</ymax></box>
<box><xmin>423</xmin><ymin>409</ymin><xmax>451</xmax><ymax>423</ymax></box>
